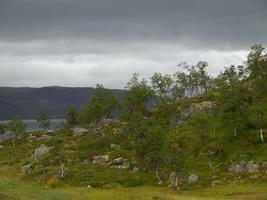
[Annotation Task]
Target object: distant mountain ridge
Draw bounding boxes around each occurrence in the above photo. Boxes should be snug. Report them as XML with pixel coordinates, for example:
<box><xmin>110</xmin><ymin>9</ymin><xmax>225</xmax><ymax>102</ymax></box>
<box><xmin>0</xmin><ymin>87</ymin><xmax>125</xmax><ymax>120</ymax></box>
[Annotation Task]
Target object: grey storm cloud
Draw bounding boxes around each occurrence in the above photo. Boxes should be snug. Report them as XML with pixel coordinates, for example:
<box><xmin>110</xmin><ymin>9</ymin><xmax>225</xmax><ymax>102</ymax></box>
<box><xmin>1</xmin><ymin>0</ymin><xmax>267</xmax><ymax>48</ymax></box>
<box><xmin>0</xmin><ymin>0</ymin><xmax>266</xmax><ymax>88</ymax></box>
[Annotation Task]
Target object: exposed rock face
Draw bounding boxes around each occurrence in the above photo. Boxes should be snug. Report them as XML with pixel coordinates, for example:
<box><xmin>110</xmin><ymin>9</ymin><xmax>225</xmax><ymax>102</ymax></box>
<box><xmin>188</xmin><ymin>174</ymin><xmax>199</xmax><ymax>184</ymax></box>
<box><xmin>32</xmin><ymin>145</ymin><xmax>51</xmax><ymax>160</ymax></box>
<box><xmin>228</xmin><ymin>161</ymin><xmax>259</xmax><ymax>173</ymax></box>
<box><xmin>182</xmin><ymin>101</ymin><xmax>215</xmax><ymax>120</ymax></box>
<box><xmin>21</xmin><ymin>164</ymin><xmax>33</xmax><ymax>174</ymax></box>
<box><xmin>92</xmin><ymin>155</ymin><xmax>110</xmax><ymax>165</ymax></box>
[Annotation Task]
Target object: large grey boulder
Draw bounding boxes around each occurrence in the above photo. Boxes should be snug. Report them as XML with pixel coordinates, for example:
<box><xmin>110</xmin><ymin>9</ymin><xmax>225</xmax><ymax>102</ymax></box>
<box><xmin>188</xmin><ymin>174</ymin><xmax>199</xmax><ymax>184</ymax></box>
<box><xmin>32</xmin><ymin>145</ymin><xmax>51</xmax><ymax>160</ymax></box>
<box><xmin>92</xmin><ymin>155</ymin><xmax>110</xmax><ymax>165</ymax></box>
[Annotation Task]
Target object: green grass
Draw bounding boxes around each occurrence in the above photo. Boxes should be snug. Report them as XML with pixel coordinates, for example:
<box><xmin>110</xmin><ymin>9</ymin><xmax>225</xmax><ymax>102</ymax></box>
<box><xmin>0</xmin><ymin>167</ymin><xmax>267</xmax><ymax>200</ymax></box>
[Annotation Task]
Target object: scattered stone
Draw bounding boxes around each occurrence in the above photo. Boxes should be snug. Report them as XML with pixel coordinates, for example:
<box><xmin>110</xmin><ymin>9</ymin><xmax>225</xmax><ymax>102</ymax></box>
<box><xmin>246</xmin><ymin>161</ymin><xmax>259</xmax><ymax>173</ymax></box>
<box><xmin>228</xmin><ymin>161</ymin><xmax>259</xmax><ymax>173</ymax></box>
<box><xmin>92</xmin><ymin>155</ymin><xmax>110</xmax><ymax>165</ymax></box>
<box><xmin>132</xmin><ymin>167</ymin><xmax>140</xmax><ymax>173</ymax></box>
<box><xmin>87</xmin><ymin>184</ymin><xmax>93</xmax><ymax>189</ymax></box>
<box><xmin>110</xmin><ymin>143</ymin><xmax>120</xmax><ymax>149</ymax></box>
<box><xmin>73</xmin><ymin>127</ymin><xmax>88</xmax><ymax>137</ymax></box>
<box><xmin>0</xmin><ymin>145</ymin><xmax>4</xmax><ymax>149</ymax></box>
<box><xmin>112</xmin><ymin>157</ymin><xmax>125</xmax><ymax>165</ymax></box>
<box><xmin>262</xmin><ymin>162</ymin><xmax>267</xmax><ymax>169</ymax></box>
<box><xmin>21</xmin><ymin>164</ymin><xmax>33</xmax><ymax>174</ymax></box>
<box><xmin>188</xmin><ymin>174</ymin><xmax>199</xmax><ymax>184</ymax></box>
<box><xmin>113</xmin><ymin>162</ymin><xmax>129</xmax><ymax>169</ymax></box>
<box><xmin>32</xmin><ymin>145</ymin><xmax>51</xmax><ymax>160</ymax></box>
<box><xmin>228</xmin><ymin>164</ymin><xmax>242</xmax><ymax>173</ymax></box>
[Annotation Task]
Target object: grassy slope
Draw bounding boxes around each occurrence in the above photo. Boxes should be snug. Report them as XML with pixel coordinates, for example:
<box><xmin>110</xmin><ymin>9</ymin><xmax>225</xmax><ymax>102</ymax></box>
<box><xmin>1</xmin><ymin>169</ymin><xmax>267</xmax><ymax>200</ymax></box>
<box><xmin>1</xmin><ymin>100</ymin><xmax>267</xmax><ymax>199</ymax></box>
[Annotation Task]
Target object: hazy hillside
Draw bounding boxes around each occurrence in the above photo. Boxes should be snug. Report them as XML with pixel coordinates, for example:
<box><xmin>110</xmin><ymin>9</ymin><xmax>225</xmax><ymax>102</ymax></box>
<box><xmin>0</xmin><ymin>87</ymin><xmax>125</xmax><ymax>120</ymax></box>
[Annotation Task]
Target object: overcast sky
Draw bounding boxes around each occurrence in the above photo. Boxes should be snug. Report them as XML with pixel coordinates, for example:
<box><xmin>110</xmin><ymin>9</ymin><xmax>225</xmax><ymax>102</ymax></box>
<box><xmin>0</xmin><ymin>0</ymin><xmax>266</xmax><ymax>89</ymax></box>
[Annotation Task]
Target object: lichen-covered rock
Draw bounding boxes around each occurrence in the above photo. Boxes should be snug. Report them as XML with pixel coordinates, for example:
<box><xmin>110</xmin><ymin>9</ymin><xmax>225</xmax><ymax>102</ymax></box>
<box><xmin>188</xmin><ymin>174</ymin><xmax>199</xmax><ymax>184</ymax></box>
<box><xmin>32</xmin><ymin>145</ymin><xmax>51</xmax><ymax>160</ymax></box>
<box><xmin>92</xmin><ymin>155</ymin><xmax>110</xmax><ymax>165</ymax></box>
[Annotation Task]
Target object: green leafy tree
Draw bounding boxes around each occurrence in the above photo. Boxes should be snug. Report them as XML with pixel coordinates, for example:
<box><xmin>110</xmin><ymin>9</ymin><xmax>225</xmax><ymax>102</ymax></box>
<box><xmin>216</xmin><ymin>65</ymin><xmax>249</xmax><ymax>137</ymax></box>
<box><xmin>37</xmin><ymin>113</ymin><xmax>50</xmax><ymax>131</ymax></box>
<box><xmin>247</xmin><ymin>44</ymin><xmax>267</xmax><ymax>143</ymax></box>
<box><xmin>8</xmin><ymin>115</ymin><xmax>26</xmax><ymax>147</ymax></box>
<box><xmin>121</xmin><ymin>73</ymin><xmax>154</xmax><ymax>121</ymax></box>
<box><xmin>79</xmin><ymin>84</ymin><xmax>119</xmax><ymax>124</ymax></box>
<box><xmin>144</xmin><ymin>124</ymin><xmax>166</xmax><ymax>185</ymax></box>
<box><xmin>66</xmin><ymin>106</ymin><xmax>78</xmax><ymax>127</ymax></box>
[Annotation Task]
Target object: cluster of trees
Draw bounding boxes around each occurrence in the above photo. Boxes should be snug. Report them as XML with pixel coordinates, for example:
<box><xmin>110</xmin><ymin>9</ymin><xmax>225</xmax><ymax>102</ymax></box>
<box><xmin>75</xmin><ymin>44</ymin><xmax>267</xmax><ymax>186</ymax></box>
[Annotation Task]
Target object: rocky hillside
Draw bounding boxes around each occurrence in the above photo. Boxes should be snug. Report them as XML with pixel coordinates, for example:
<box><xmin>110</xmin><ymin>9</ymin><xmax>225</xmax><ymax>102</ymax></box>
<box><xmin>1</xmin><ymin>116</ymin><xmax>267</xmax><ymax>190</ymax></box>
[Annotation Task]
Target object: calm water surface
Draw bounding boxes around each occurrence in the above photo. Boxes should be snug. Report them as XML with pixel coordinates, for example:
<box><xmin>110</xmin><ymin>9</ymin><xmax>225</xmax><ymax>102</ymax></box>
<box><xmin>0</xmin><ymin>119</ymin><xmax>66</xmax><ymax>141</ymax></box>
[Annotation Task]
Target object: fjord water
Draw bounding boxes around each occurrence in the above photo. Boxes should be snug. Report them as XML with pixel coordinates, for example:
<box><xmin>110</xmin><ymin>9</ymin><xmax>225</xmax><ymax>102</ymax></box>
<box><xmin>0</xmin><ymin>119</ymin><xmax>66</xmax><ymax>141</ymax></box>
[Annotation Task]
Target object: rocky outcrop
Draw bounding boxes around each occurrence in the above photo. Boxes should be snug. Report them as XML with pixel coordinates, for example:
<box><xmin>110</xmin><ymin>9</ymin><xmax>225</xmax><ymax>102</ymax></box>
<box><xmin>182</xmin><ymin>101</ymin><xmax>215</xmax><ymax>120</ymax></box>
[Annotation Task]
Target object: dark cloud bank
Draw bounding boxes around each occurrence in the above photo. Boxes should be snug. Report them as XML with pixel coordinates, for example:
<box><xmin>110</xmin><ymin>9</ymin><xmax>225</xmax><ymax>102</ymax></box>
<box><xmin>0</xmin><ymin>0</ymin><xmax>266</xmax><ymax>88</ymax></box>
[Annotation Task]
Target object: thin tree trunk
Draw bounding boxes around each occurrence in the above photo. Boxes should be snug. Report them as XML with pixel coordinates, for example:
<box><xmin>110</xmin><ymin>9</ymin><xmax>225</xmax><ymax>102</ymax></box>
<box><xmin>155</xmin><ymin>170</ymin><xmax>163</xmax><ymax>185</ymax></box>
<box><xmin>208</xmin><ymin>160</ymin><xmax>216</xmax><ymax>173</ymax></box>
<box><xmin>12</xmin><ymin>138</ymin><xmax>15</xmax><ymax>148</ymax></box>
<box><xmin>175</xmin><ymin>176</ymin><xmax>179</xmax><ymax>191</ymax></box>
<box><xmin>234</xmin><ymin>127</ymin><xmax>237</xmax><ymax>137</ymax></box>
<box><xmin>259</xmin><ymin>112</ymin><xmax>264</xmax><ymax>143</ymax></box>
